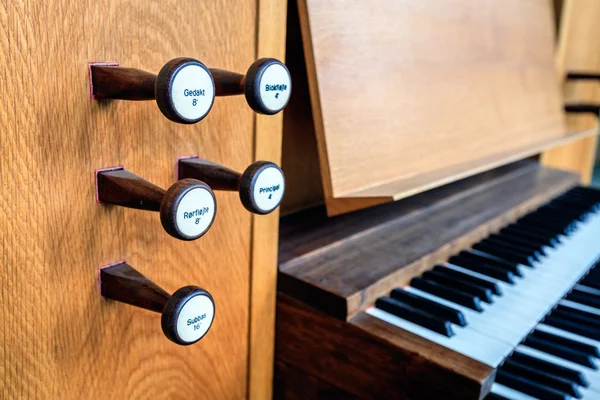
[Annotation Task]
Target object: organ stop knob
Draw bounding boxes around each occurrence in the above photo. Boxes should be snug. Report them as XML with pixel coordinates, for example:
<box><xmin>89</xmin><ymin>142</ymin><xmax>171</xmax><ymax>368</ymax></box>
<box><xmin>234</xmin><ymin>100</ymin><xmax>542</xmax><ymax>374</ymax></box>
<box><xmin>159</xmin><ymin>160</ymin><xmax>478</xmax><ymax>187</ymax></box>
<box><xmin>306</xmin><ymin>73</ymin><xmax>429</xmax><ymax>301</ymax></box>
<box><xmin>178</xmin><ymin>157</ymin><xmax>285</xmax><ymax>215</ymax></box>
<box><xmin>90</xmin><ymin>58</ymin><xmax>215</xmax><ymax>124</ymax></box>
<box><xmin>99</xmin><ymin>262</ymin><xmax>215</xmax><ymax>346</ymax></box>
<box><xmin>96</xmin><ymin>167</ymin><xmax>216</xmax><ymax>240</ymax></box>
<box><xmin>210</xmin><ymin>58</ymin><xmax>291</xmax><ymax>115</ymax></box>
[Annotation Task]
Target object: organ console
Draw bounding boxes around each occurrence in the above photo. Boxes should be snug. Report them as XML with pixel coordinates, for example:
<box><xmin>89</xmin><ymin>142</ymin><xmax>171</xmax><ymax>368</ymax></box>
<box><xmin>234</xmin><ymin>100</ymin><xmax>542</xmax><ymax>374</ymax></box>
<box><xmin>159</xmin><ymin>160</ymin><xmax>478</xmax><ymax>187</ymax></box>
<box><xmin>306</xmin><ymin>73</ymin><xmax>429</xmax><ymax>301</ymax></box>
<box><xmin>273</xmin><ymin>1</ymin><xmax>600</xmax><ymax>399</ymax></box>
<box><xmin>99</xmin><ymin>261</ymin><xmax>215</xmax><ymax>345</ymax></box>
<box><xmin>96</xmin><ymin>167</ymin><xmax>216</xmax><ymax>240</ymax></box>
<box><xmin>90</xmin><ymin>58</ymin><xmax>215</xmax><ymax>124</ymax></box>
<box><xmin>275</xmin><ymin>161</ymin><xmax>600</xmax><ymax>400</ymax></box>
<box><xmin>210</xmin><ymin>58</ymin><xmax>291</xmax><ymax>115</ymax></box>
<box><xmin>178</xmin><ymin>157</ymin><xmax>285</xmax><ymax>214</ymax></box>
<box><xmin>5</xmin><ymin>0</ymin><xmax>600</xmax><ymax>396</ymax></box>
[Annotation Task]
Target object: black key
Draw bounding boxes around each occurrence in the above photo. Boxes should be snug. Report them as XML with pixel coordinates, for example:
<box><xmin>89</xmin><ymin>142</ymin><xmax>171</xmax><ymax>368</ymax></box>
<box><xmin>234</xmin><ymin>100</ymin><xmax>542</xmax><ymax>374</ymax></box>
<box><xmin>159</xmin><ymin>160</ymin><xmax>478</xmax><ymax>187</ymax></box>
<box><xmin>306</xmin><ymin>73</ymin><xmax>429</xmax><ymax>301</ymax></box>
<box><xmin>523</xmin><ymin>336</ymin><xmax>597</xmax><ymax>368</ymax></box>
<box><xmin>519</xmin><ymin>215</ymin><xmax>571</xmax><ymax>235</ymax></box>
<box><xmin>472</xmin><ymin>242</ymin><xmax>535</xmax><ymax>267</ymax></box>
<box><xmin>548</xmin><ymin>203</ymin><xmax>592</xmax><ymax>220</ymax></box>
<box><xmin>479</xmin><ymin>237</ymin><xmax>542</xmax><ymax>261</ymax></box>
<box><xmin>448</xmin><ymin>255</ymin><xmax>515</xmax><ymax>283</ymax></box>
<box><xmin>539</xmin><ymin>204</ymin><xmax>585</xmax><ymax>221</ymax></box>
<box><xmin>566</xmin><ymin>290</ymin><xmax>600</xmax><ymax>309</ymax></box>
<box><xmin>544</xmin><ymin>315</ymin><xmax>600</xmax><ymax>343</ymax></box>
<box><xmin>410</xmin><ymin>277</ymin><xmax>483</xmax><ymax>311</ymax></box>
<box><xmin>389</xmin><ymin>288</ymin><xmax>467</xmax><ymax>327</ymax></box>
<box><xmin>581</xmin><ymin>273</ymin><xmax>600</xmax><ymax>290</ymax></box>
<box><xmin>501</xmin><ymin>225</ymin><xmax>558</xmax><ymax>247</ymax></box>
<box><xmin>514</xmin><ymin>221</ymin><xmax>564</xmax><ymax>240</ymax></box>
<box><xmin>530</xmin><ymin>208</ymin><xmax>580</xmax><ymax>225</ymax></box>
<box><xmin>525</xmin><ymin>216</ymin><xmax>575</xmax><ymax>234</ymax></box>
<box><xmin>484</xmin><ymin>394</ymin><xmax>509</xmax><ymax>400</ymax></box>
<box><xmin>584</xmin><ymin>268</ymin><xmax>600</xmax><ymax>279</ymax></box>
<box><xmin>375</xmin><ymin>297</ymin><xmax>454</xmax><ymax>337</ymax></box>
<box><xmin>572</xmin><ymin>186</ymin><xmax>600</xmax><ymax>196</ymax></box>
<box><xmin>510</xmin><ymin>351</ymin><xmax>589</xmax><ymax>387</ymax></box>
<box><xmin>558</xmin><ymin>190</ymin><xmax>599</xmax><ymax>203</ymax></box>
<box><xmin>552</xmin><ymin>309</ymin><xmax>600</xmax><ymax>332</ymax></box>
<box><xmin>459</xmin><ymin>250</ymin><xmax>523</xmax><ymax>276</ymax></box>
<box><xmin>555</xmin><ymin>304</ymin><xmax>600</xmax><ymax>324</ymax></box>
<box><xmin>433</xmin><ymin>265</ymin><xmax>502</xmax><ymax>295</ymax></box>
<box><xmin>422</xmin><ymin>270</ymin><xmax>494</xmax><ymax>303</ymax></box>
<box><xmin>495</xmin><ymin>369</ymin><xmax>570</xmax><ymax>400</ymax></box>
<box><xmin>584</xmin><ymin>267</ymin><xmax>600</xmax><ymax>279</ymax></box>
<box><xmin>552</xmin><ymin>305</ymin><xmax>600</xmax><ymax>333</ymax></box>
<box><xmin>498</xmin><ymin>230</ymin><xmax>552</xmax><ymax>251</ymax></box>
<box><xmin>501</xmin><ymin>359</ymin><xmax>583</xmax><ymax>399</ymax></box>
<box><xmin>489</xmin><ymin>233</ymin><xmax>547</xmax><ymax>255</ymax></box>
<box><xmin>580</xmin><ymin>277</ymin><xmax>600</xmax><ymax>291</ymax></box>
<box><xmin>551</xmin><ymin>198</ymin><xmax>593</xmax><ymax>212</ymax></box>
<box><xmin>583</xmin><ymin>269</ymin><xmax>600</xmax><ymax>281</ymax></box>
<box><xmin>530</xmin><ymin>330</ymin><xmax>600</xmax><ymax>360</ymax></box>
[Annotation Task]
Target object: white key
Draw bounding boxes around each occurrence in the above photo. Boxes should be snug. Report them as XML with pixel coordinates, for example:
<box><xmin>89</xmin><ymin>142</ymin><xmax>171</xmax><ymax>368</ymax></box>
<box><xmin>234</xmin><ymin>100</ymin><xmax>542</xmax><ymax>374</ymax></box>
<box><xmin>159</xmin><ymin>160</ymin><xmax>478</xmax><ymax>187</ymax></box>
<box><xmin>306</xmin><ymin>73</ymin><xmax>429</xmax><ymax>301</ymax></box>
<box><xmin>445</xmin><ymin>263</ymin><xmax>565</xmax><ymax>319</ymax></box>
<box><xmin>404</xmin><ymin>287</ymin><xmax>526</xmax><ymax>340</ymax></box>
<box><xmin>516</xmin><ymin>345</ymin><xmax>600</xmax><ymax>388</ymax></box>
<box><xmin>576</xmin><ymin>285</ymin><xmax>600</xmax><ymax>297</ymax></box>
<box><xmin>537</xmin><ymin>323</ymin><xmax>600</xmax><ymax>350</ymax></box>
<box><xmin>490</xmin><ymin>383</ymin><xmax>539</xmax><ymax>400</ymax></box>
<box><xmin>367</xmin><ymin>208</ymin><xmax>600</xmax><ymax>372</ymax></box>
<box><xmin>366</xmin><ymin>307</ymin><xmax>508</xmax><ymax>366</ymax></box>
<box><xmin>560</xmin><ymin>300</ymin><xmax>600</xmax><ymax>317</ymax></box>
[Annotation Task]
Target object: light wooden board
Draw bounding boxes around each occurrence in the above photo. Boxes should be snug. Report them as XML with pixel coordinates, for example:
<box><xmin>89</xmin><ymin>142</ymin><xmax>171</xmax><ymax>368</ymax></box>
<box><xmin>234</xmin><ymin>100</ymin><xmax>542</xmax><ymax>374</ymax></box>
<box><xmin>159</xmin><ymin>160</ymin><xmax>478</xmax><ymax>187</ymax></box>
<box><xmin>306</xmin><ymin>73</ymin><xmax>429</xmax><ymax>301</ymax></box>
<box><xmin>0</xmin><ymin>0</ymin><xmax>261</xmax><ymax>398</ymax></box>
<box><xmin>248</xmin><ymin>0</ymin><xmax>288</xmax><ymax>398</ymax></box>
<box><xmin>280</xmin><ymin>0</ymin><xmax>325</xmax><ymax>216</ymax></box>
<box><xmin>298</xmin><ymin>0</ymin><xmax>568</xmax><ymax>215</ymax></box>
<box><xmin>541</xmin><ymin>0</ymin><xmax>600</xmax><ymax>183</ymax></box>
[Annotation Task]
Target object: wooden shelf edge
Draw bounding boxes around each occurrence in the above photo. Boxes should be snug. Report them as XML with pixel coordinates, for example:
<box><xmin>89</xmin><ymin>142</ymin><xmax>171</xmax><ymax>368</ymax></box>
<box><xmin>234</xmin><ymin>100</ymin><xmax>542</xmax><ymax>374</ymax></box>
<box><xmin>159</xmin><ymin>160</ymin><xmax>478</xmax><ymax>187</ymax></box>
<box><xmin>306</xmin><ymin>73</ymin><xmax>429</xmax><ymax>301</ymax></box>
<box><xmin>325</xmin><ymin>129</ymin><xmax>597</xmax><ymax>216</ymax></box>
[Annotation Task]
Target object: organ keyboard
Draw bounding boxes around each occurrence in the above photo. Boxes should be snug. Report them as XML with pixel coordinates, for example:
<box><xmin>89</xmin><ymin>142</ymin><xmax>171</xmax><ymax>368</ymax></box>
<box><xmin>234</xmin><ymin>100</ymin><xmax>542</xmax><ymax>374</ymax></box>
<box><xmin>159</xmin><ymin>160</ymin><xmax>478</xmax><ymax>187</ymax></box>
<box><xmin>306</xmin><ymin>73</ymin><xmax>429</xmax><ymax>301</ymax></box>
<box><xmin>370</xmin><ymin>186</ymin><xmax>600</xmax><ymax>400</ymax></box>
<box><xmin>275</xmin><ymin>161</ymin><xmax>600</xmax><ymax>400</ymax></box>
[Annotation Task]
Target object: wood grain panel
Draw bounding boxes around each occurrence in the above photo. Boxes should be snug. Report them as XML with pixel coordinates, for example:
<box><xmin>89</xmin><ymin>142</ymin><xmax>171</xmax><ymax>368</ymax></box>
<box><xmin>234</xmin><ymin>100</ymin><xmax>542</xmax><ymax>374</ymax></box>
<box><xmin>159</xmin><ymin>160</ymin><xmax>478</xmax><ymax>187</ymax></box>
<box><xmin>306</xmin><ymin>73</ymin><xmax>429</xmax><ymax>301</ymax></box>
<box><xmin>298</xmin><ymin>0</ymin><xmax>567</xmax><ymax>215</ymax></box>
<box><xmin>278</xmin><ymin>161</ymin><xmax>578</xmax><ymax>320</ymax></box>
<box><xmin>0</xmin><ymin>0</ymin><xmax>258</xmax><ymax>398</ymax></box>
<box><xmin>248</xmin><ymin>0</ymin><xmax>288</xmax><ymax>398</ymax></box>
<box><xmin>542</xmin><ymin>0</ymin><xmax>600</xmax><ymax>182</ymax></box>
<box><xmin>274</xmin><ymin>360</ymin><xmax>360</xmax><ymax>400</ymax></box>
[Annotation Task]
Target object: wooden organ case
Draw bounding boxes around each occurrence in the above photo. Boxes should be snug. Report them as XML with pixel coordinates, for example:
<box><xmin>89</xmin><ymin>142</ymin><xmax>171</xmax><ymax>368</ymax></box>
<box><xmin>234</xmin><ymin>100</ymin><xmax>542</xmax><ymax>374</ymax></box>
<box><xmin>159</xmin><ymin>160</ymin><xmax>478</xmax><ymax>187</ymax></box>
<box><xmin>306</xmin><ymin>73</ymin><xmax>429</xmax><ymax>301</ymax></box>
<box><xmin>275</xmin><ymin>1</ymin><xmax>600</xmax><ymax>400</ymax></box>
<box><xmin>0</xmin><ymin>1</ymin><xmax>286</xmax><ymax>399</ymax></box>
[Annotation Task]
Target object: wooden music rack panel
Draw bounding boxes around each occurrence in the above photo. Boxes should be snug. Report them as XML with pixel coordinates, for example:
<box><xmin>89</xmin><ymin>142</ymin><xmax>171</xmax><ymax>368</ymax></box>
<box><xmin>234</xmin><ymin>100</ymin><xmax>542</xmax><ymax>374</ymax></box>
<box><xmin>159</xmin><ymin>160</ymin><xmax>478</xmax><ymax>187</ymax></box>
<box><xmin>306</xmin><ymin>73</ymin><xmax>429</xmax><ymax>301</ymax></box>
<box><xmin>292</xmin><ymin>0</ymin><xmax>588</xmax><ymax>216</ymax></box>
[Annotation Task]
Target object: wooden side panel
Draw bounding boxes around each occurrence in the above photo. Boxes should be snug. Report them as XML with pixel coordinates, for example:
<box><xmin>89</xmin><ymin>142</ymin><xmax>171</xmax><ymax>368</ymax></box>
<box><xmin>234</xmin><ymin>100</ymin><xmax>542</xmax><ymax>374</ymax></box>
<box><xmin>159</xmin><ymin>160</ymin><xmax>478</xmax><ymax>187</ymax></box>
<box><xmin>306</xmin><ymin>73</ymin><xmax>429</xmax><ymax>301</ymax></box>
<box><xmin>298</xmin><ymin>0</ymin><xmax>566</xmax><ymax>215</ymax></box>
<box><xmin>542</xmin><ymin>0</ymin><xmax>600</xmax><ymax>182</ymax></box>
<box><xmin>0</xmin><ymin>1</ymin><xmax>257</xmax><ymax>398</ymax></box>
<box><xmin>248</xmin><ymin>0</ymin><xmax>288</xmax><ymax>398</ymax></box>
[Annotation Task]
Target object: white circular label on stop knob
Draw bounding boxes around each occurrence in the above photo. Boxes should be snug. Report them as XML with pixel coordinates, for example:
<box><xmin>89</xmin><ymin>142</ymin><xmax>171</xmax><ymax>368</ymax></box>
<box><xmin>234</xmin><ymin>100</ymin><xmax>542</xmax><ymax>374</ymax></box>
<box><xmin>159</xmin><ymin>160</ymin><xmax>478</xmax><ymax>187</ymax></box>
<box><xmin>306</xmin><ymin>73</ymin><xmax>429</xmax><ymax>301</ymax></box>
<box><xmin>170</xmin><ymin>64</ymin><xmax>214</xmax><ymax>121</ymax></box>
<box><xmin>176</xmin><ymin>294</ymin><xmax>215</xmax><ymax>343</ymax></box>
<box><xmin>175</xmin><ymin>187</ymin><xmax>216</xmax><ymax>239</ymax></box>
<box><xmin>253</xmin><ymin>167</ymin><xmax>285</xmax><ymax>212</ymax></box>
<box><xmin>259</xmin><ymin>63</ymin><xmax>291</xmax><ymax>112</ymax></box>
